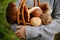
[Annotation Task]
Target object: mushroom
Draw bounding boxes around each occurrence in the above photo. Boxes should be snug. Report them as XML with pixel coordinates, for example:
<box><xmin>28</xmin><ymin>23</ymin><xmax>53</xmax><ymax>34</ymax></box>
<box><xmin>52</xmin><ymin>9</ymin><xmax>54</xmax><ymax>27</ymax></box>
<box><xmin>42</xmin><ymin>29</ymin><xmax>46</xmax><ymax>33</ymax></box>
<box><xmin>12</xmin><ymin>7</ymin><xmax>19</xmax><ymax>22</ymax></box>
<box><xmin>31</xmin><ymin>7</ymin><xmax>42</xmax><ymax>17</ymax></box>
<box><xmin>6</xmin><ymin>2</ymin><xmax>17</xmax><ymax>24</ymax></box>
<box><xmin>24</xmin><ymin>6</ymin><xmax>41</xmax><ymax>23</ymax></box>
<box><xmin>17</xmin><ymin>0</ymin><xmax>25</xmax><ymax>24</ymax></box>
<box><xmin>16</xmin><ymin>0</ymin><xmax>42</xmax><ymax>25</ymax></box>
<box><xmin>32</xmin><ymin>0</ymin><xmax>43</xmax><ymax>17</ymax></box>
<box><xmin>39</xmin><ymin>3</ymin><xmax>52</xmax><ymax>25</ymax></box>
<box><xmin>38</xmin><ymin>3</ymin><xmax>52</xmax><ymax>14</ymax></box>
<box><xmin>17</xmin><ymin>0</ymin><xmax>27</xmax><ymax>25</ymax></box>
<box><xmin>30</xmin><ymin>17</ymin><xmax>41</xmax><ymax>26</ymax></box>
<box><xmin>40</xmin><ymin>13</ymin><xmax>52</xmax><ymax>25</ymax></box>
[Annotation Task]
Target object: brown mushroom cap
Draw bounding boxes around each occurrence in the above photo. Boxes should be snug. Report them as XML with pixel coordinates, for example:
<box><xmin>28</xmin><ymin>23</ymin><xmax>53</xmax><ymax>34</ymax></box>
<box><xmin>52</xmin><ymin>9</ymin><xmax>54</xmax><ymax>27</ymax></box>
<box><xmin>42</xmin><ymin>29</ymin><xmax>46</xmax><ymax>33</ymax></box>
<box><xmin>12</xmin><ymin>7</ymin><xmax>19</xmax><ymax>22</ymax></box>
<box><xmin>40</xmin><ymin>13</ymin><xmax>52</xmax><ymax>25</ymax></box>
<box><xmin>6</xmin><ymin>2</ymin><xmax>17</xmax><ymax>24</ymax></box>
<box><xmin>31</xmin><ymin>8</ymin><xmax>43</xmax><ymax>17</ymax></box>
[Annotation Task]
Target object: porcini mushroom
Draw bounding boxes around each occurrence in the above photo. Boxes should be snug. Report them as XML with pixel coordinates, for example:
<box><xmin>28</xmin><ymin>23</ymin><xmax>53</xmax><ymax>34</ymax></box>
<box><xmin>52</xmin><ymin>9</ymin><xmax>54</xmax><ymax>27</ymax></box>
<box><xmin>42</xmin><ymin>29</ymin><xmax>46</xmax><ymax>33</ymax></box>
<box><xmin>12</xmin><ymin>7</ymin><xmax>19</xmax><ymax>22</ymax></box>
<box><xmin>39</xmin><ymin>3</ymin><xmax>52</xmax><ymax>14</ymax></box>
<box><xmin>31</xmin><ymin>7</ymin><xmax>42</xmax><ymax>17</ymax></box>
<box><xmin>24</xmin><ymin>6</ymin><xmax>41</xmax><ymax>23</ymax></box>
<box><xmin>6</xmin><ymin>2</ymin><xmax>17</xmax><ymax>24</ymax></box>
<box><xmin>40</xmin><ymin>13</ymin><xmax>52</xmax><ymax>25</ymax></box>
<box><xmin>39</xmin><ymin>3</ymin><xmax>52</xmax><ymax>25</ymax></box>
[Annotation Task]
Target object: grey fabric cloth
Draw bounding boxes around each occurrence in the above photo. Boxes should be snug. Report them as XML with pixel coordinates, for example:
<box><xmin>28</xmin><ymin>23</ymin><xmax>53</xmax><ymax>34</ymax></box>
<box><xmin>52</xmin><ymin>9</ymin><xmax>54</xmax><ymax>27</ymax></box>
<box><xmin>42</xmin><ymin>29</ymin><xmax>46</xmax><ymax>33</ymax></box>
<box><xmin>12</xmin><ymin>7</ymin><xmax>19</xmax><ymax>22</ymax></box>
<box><xmin>11</xmin><ymin>0</ymin><xmax>60</xmax><ymax>40</ymax></box>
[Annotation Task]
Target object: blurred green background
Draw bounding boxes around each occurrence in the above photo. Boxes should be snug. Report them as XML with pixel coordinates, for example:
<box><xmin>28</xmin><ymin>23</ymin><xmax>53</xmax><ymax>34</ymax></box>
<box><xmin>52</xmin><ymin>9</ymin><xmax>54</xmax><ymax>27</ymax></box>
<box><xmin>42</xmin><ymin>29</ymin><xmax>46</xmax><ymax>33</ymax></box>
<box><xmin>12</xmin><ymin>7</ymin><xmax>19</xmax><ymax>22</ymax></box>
<box><xmin>0</xmin><ymin>0</ymin><xmax>20</xmax><ymax>40</ymax></box>
<box><xmin>0</xmin><ymin>0</ymin><xmax>60</xmax><ymax>40</ymax></box>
